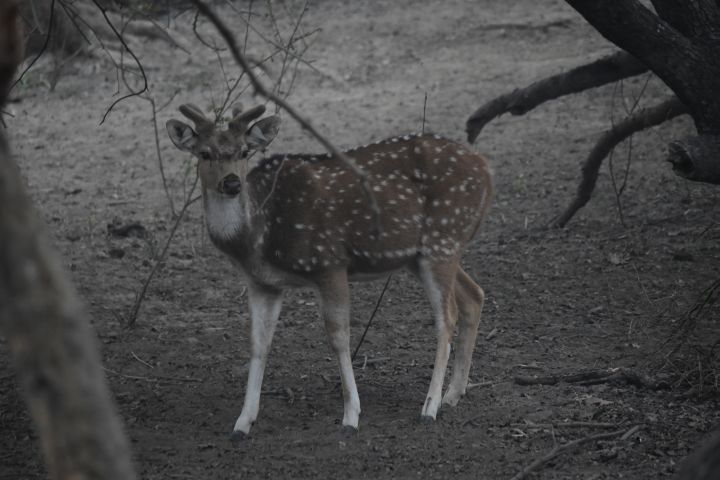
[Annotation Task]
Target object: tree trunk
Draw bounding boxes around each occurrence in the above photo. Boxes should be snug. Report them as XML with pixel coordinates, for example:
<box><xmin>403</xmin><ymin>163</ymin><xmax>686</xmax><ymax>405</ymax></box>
<box><xmin>675</xmin><ymin>430</ymin><xmax>720</xmax><ymax>480</ymax></box>
<box><xmin>0</xmin><ymin>3</ymin><xmax>137</xmax><ymax>479</ymax></box>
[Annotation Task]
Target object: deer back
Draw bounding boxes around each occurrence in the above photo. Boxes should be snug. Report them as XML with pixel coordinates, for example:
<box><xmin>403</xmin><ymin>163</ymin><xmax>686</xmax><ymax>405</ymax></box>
<box><xmin>245</xmin><ymin>133</ymin><xmax>492</xmax><ymax>276</ymax></box>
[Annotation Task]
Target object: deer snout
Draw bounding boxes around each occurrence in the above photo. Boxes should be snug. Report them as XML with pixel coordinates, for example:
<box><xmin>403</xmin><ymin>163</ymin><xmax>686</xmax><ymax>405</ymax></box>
<box><xmin>220</xmin><ymin>173</ymin><xmax>242</xmax><ymax>196</ymax></box>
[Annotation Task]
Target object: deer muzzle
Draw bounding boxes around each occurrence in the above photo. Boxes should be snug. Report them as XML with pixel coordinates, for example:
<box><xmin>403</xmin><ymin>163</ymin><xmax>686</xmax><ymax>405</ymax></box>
<box><xmin>219</xmin><ymin>173</ymin><xmax>242</xmax><ymax>196</ymax></box>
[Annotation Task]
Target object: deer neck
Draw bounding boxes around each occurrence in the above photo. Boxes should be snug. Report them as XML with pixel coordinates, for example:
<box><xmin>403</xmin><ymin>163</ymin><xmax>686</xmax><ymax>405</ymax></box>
<box><xmin>202</xmin><ymin>185</ymin><xmax>266</xmax><ymax>255</ymax></box>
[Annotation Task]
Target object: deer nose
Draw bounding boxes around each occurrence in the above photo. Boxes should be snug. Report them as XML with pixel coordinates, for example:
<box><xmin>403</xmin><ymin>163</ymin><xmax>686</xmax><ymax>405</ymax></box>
<box><xmin>220</xmin><ymin>174</ymin><xmax>242</xmax><ymax>195</ymax></box>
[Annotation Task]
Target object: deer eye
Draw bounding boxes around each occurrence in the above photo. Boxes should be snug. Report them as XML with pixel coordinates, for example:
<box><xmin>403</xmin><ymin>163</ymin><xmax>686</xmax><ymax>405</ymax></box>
<box><xmin>199</xmin><ymin>150</ymin><xmax>212</xmax><ymax>161</ymax></box>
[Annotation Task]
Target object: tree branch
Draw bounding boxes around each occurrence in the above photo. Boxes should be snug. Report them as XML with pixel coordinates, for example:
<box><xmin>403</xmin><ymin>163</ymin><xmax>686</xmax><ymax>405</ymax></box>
<box><xmin>552</xmin><ymin>96</ymin><xmax>687</xmax><ymax>228</ymax></box>
<box><xmin>466</xmin><ymin>51</ymin><xmax>647</xmax><ymax>143</ymax></box>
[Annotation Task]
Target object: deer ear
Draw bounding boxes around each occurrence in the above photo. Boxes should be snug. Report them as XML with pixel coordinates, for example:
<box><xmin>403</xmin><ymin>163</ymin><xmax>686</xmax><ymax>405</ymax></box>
<box><xmin>246</xmin><ymin>115</ymin><xmax>281</xmax><ymax>151</ymax></box>
<box><xmin>166</xmin><ymin>119</ymin><xmax>198</xmax><ymax>151</ymax></box>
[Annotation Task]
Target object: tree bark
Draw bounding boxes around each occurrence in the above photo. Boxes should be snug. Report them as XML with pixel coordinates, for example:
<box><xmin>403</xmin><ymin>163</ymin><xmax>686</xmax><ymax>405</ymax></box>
<box><xmin>466</xmin><ymin>51</ymin><xmax>648</xmax><ymax>143</ymax></box>
<box><xmin>675</xmin><ymin>430</ymin><xmax>720</xmax><ymax>480</ymax></box>
<box><xmin>668</xmin><ymin>135</ymin><xmax>720</xmax><ymax>184</ymax></box>
<box><xmin>0</xmin><ymin>3</ymin><xmax>137</xmax><ymax>479</ymax></box>
<box><xmin>649</xmin><ymin>0</ymin><xmax>720</xmax><ymax>42</ymax></box>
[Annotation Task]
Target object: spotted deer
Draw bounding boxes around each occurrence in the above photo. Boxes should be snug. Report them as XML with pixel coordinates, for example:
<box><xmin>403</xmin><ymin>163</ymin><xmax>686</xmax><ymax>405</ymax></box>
<box><xmin>167</xmin><ymin>103</ymin><xmax>492</xmax><ymax>438</ymax></box>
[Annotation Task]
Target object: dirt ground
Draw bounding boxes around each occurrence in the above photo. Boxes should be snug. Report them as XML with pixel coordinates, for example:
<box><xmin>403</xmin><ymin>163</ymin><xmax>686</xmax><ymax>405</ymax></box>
<box><xmin>2</xmin><ymin>0</ymin><xmax>720</xmax><ymax>478</ymax></box>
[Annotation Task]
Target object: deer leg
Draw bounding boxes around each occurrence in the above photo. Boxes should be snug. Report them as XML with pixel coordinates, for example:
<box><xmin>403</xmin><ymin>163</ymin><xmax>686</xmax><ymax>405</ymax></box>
<box><xmin>442</xmin><ymin>267</ymin><xmax>484</xmax><ymax>407</ymax></box>
<box><xmin>232</xmin><ymin>282</ymin><xmax>283</xmax><ymax>438</ymax></box>
<box><xmin>418</xmin><ymin>259</ymin><xmax>459</xmax><ymax>420</ymax></box>
<box><xmin>317</xmin><ymin>271</ymin><xmax>361</xmax><ymax>431</ymax></box>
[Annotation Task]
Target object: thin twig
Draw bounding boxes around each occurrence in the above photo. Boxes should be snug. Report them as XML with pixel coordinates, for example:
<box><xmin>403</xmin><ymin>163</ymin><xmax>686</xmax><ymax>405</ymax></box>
<box><xmin>92</xmin><ymin>0</ymin><xmax>148</xmax><ymax>125</ymax></box>
<box><xmin>243</xmin><ymin>0</ymin><xmax>253</xmax><ymax>53</ymax></box>
<box><xmin>190</xmin><ymin>0</ymin><xmax>382</xmax><ymax>236</ymax></box>
<box><xmin>271</xmin><ymin>0</ymin><xmax>309</xmax><ymax>98</ymax></box>
<box><xmin>352</xmin><ymin>274</ymin><xmax>393</xmax><ymax>361</ymax></box>
<box><xmin>512</xmin><ymin>421</ymin><xmax>624</xmax><ymax>429</ymax></box>
<box><xmin>130</xmin><ymin>351</ymin><xmax>154</xmax><ymax>369</ymax></box>
<box><xmin>192</xmin><ymin>9</ymin><xmax>225</xmax><ymax>51</ymax></box>
<box><xmin>9</xmin><ymin>0</ymin><xmax>55</xmax><ymax>95</ymax></box>
<box><xmin>510</xmin><ymin>427</ymin><xmax>636</xmax><ymax>480</ymax></box>
<box><xmin>144</xmin><ymin>95</ymin><xmax>176</xmax><ymax>216</ymax></box>
<box><xmin>126</xmin><ymin>174</ymin><xmax>200</xmax><ymax>327</ymax></box>
<box><xmin>104</xmin><ymin>367</ymin><xmax>201</xmax><ymax>384</ymax></box>
<box><xmin>422</xmin><ymin>92</ymin><xmax>428</xmax><ymax>134</ymax></box>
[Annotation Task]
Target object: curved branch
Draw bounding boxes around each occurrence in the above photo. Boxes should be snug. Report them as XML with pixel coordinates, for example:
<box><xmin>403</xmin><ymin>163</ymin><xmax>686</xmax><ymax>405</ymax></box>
<box><xmin>92</xmin><ymin>0</ymin><xmax>148</xmax><ymax>125</ymax></box>
<box><xmin>9</xmin><ymin>0</ymin><xmax>55</xmax><ymax>96</ymax></box>
<box><xmin>466</xmin><ymin>51</ymin><xmax>648</xmax><ymax>143</ymax></box>
<box><xmin>552</xmin><ymin>96</ymin><xmax>687</xmax><ymax>228</ymax></box>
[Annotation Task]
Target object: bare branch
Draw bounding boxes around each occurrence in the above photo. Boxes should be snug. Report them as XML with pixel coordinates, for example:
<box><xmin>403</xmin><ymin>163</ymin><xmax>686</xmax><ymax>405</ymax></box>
<box><xmin>126</xmin><ymin>174</ymin><xmax>200</xmax><ymax>327</ymax></box>
<box><xmin>466</xmin><ymin>51</ymin><xmax>648</xmax><ymax>143</ymax></box>
<box><xmin>552</xmin><ymin>96</ymin><xmax>687</xmax><ymax>228</ymax></box>
<box><xmin>91</xmin><ymin>0</ymin><xmax>148</xmax><ymax>125</ymax></box>
<box><xmin>144</xmin><ymin>94</ymin><xmax>177</xmax><ymax>216</ymax></box>
<box><xmin>9</xmin><ymin>0</ymin><xmax>56</xmax><ymax>96</ymax></box>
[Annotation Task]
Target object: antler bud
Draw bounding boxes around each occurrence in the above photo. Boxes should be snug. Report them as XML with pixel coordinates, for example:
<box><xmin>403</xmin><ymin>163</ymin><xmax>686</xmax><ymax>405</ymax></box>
<box><xmin>229</xmin><ymin>104</ymin><xmax>266</xmax><ymax>132</ymax></box>
<box><xmin>179</xmin><ymin>104</ymin><xmax>213</xmax><ymax>132</ymax></box>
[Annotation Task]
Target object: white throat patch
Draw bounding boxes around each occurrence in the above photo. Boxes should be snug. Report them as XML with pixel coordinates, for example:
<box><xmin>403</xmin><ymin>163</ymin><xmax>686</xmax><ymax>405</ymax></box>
<box><xmin>204</xmin><ymin>190</ymin><xmax>247</xmax><ymax>241</ymax></box>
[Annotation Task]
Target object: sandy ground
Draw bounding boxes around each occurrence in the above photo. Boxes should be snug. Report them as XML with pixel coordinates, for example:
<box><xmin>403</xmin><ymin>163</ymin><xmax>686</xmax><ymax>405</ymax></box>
<box><xmin>2</xmin><ymin>1</ymin><xmax>720</xmax><ymax>478</ymax></box>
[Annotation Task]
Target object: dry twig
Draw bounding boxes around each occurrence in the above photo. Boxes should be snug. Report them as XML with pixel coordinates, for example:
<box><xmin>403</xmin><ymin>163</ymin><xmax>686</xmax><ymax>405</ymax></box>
<box><xmin>514</xmin><ymin>367</ymin><xmax>665</xmax><ymax>390</ymax></box>
<box><xmin>126</xmin><ymin>175</ymin><xmax>200</xmax><ymax>327</ymax></box>
<box><xmin>510</xmin><ymin>427</ymin><xmax>637</xmax><ymax>480</ymax></box>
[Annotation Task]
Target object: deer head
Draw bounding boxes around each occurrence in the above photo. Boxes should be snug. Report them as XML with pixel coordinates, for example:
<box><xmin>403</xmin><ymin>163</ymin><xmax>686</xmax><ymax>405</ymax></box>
<box><xmin>166</xmin><ymin>104</ymin><xmax>281</xmax><ymax>196</ymax></box>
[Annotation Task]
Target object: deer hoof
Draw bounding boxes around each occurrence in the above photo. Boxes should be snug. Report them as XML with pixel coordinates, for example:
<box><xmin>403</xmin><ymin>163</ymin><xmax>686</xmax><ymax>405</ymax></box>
<box><xmin>340</xmin><ymin>424</ymin><xmax>359</xmax><ymax>437</ymax></box>
<box><xmin>420</xmin><ymin>414</ymin><xmax>437</xmax><ymax>424</ymax></box>
<box><xmin>230</xmin><ymin>429</ymin><xmax>249</xmax><ymax>445</ymax></box>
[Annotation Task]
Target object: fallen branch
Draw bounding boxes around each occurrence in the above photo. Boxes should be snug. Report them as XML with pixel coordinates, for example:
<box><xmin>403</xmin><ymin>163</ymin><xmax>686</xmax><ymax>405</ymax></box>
<box><xmin>466</xmin><ymin>51</ymin><xmax>648</xmax><ymax>143</ymax></box>
<box><xmin>510</xmin><ymin>426</ymin><xmax>637</xmax><ymax>480</ymax></box>
<box><xmin>104</xmin><ymin>368</ymin><xmax>201</xmax><ymax>384</ymax></box>
<box><xmin>190</xmin><ymin>0</ymin><xmax>383</xmax><ymax>236</ymax></box>
<box><xmin>514</xmin><ymin>367</ymin><xmax>667</xmax><ymax>390</ymax></box>
<box><xmin>512</xmin><ymin>421</ymin><xmax>624</xmax><ymax>430</ymax></box>
<box><xmin>552</xmin><ymin>95</ymin><xmax>687</xmax><ymax>228</ymax></box>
